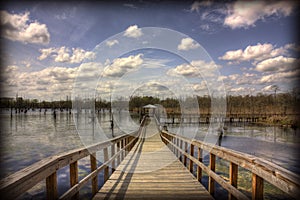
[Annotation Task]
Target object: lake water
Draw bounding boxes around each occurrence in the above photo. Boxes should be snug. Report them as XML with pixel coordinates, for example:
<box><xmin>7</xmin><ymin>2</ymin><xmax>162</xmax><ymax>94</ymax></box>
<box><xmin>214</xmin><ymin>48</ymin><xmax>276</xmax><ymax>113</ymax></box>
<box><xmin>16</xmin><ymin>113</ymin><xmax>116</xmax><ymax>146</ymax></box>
<box><xmin>0</xmin><ymin>110</ymin><xmax>299</xmax><ymax>199</ymax></box>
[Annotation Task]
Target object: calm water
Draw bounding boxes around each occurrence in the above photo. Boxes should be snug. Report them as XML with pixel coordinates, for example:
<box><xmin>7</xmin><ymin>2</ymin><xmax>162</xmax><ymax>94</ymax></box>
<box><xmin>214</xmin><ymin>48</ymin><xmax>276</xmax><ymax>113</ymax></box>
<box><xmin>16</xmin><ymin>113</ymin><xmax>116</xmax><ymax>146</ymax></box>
<box><xmin>0</xmin><ymin>110</ymin><xmax>299</xmax><ymax>199</ymax></box>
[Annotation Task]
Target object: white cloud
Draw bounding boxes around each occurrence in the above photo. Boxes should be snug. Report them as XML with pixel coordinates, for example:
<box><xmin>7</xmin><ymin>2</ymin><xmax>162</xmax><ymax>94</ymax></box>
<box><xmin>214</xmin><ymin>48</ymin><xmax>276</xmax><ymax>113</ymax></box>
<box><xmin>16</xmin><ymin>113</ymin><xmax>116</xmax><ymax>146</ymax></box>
<box><xmin>123</xmin><ymin>25</ymin><xmax>143</xmax><ymax>38</ymax></box>
<box><xmin>103</xmin><ymin>54</ymin><xmax>143</xmax><ymax>77</ymax></box>
<box><xmin>105</xmin><ymin>39</ymin><xmax>119</xmax><ymax>47</ymax></box>
<box><xmin>255</xmin><ymin>56</ymin><xmax>299</xmax><ymax>72</ymax></box>
<box><xmin>0</xmin><ymin>10</ymin><xmax>50</xmax><ymax>44</ymax></box>
<box><xmin>259</xmin><ymin>70</ymin><xmax>300</xmax><ymax>84</ymax></box>
<box><xmin>230</xmin><ymin>86</ymin><xmax>245</xmax><ymax>93</ymax></box>
<box><xmin>219</xmin><ymin>43</ymin><xmax>292</xmax><ymax>64</ymax></box>
<box><xmin>224</xmin><ymin>1</ymin><xmax>294</xmax><ymax>29</ymax></box>
<box><xmin>38</xmin><ymin>46</ymin><xmax>95</xmax><ymax>63</ymax></box>
<box><xmin>167</xmin><ymin>63</ymin><xmax>198</xmax><ymax>77</ymax></box>
<box><xmin>167</xmin><ymin>60</ymin><xmax>221</xmax><ymax>77</ymax></box>
<box><xmin>178</xmin><ymin>37</ymin><xmax>200</xmax><ymax>51</ymax></box>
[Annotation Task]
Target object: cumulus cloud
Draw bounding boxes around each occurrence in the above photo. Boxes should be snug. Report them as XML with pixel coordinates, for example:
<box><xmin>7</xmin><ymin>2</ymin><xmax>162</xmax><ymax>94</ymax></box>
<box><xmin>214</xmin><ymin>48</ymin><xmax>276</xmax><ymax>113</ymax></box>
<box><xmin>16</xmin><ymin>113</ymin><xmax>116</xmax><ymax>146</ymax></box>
<box><xmin>2</xmin><ymin>62</ymin><xmax>106</xmax><ymax>100</ymax></box>
<box><xmin>38</xmin><ymin>46</ymin><xmax>95</xmax><ymax>63</ymax></box>
<box><xmin>167</xmin><ymin>60</ymin><xmax>221</xmax><ymax>77</ymax></box>
<box><xmin>0</xmin><ymin>10</ymin><xmax>50</xmax><ymax>44</ymax></box>
<box><xmin>103</xmin><ymin>54</ymin><xmax>143</xmax><ymax>77</ymax></box>
<box><xmin>178</xmin><ymin>37</ymin><xmax>200</xmax><ymax>51</ymax></box>
<box><xmin>219</xmin><ymin>43</ymin><xmax>294</xmax><ymax>64</ymax></box>
<box><xmin>255</xmin><ymin>56</ymin><xmax>299</xmax><ymax>72</ymax></box>
<box><xmin>224</xmin><ymin>1</ymin><xmax>294</xmax><ymax>29</ymax></box>
<box><xmin>123</xmin><ymin>25</ymin><xmax>143</xmax><ymax>38</ymax></box>
<box><xmin>255</xmin><ymin>56</ymin><xmax>300</xmax><ymax>72</ymax></box>
<box><xmin>105</xmin><ymin>39</ymin><xmax>119</xmax><ymax>47</ymax></box>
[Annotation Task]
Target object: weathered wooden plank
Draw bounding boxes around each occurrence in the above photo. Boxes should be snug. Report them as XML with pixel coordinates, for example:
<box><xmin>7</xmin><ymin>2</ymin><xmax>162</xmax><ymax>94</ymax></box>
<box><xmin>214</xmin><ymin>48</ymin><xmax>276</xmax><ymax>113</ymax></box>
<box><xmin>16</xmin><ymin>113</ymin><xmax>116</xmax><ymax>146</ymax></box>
<box><xmin>229</xmin><ymin>162</ymin><xmax>238</xmax><ymax>200</ymax></box>
<box><xmin>69</xmin><ymin>161</ymin><xmax>79</xmax><ymax>199</ymax></box>
<box><xmin>103</xmin><ymin>148</ymin><xmax>109</xmax><ymax>183</ymax></box>
<box><xmin>90</xmin><ymin>153</ymin><xmax>98</xmax><ymax>196</ymax></box>
<box><xmin>46</xmin><ymin>171</ymin><xmax>57</xmax><ymax>200</ymax></box>
<box><xmin>197</xmin><ymin>147</ymin><xmax>202</xmax><ymax>183</ymax></box>
<box><xmin>252</xmin><ymin>173</ymin><xmax>264</xmax><ymax>200</ymax></box>
<box><xmin>208</xmin><ymin>153</ymin><xmax>215</xmax><ymax>196</ymax></box>
<box><xmin>111</xmin><ymin>144</ymin><xmax>115</xmax><ymax>173</ymax></box>
<box><xmin>189</xmin><ymin>144</ymin><xmax>194</xmax><ymax>173</ymax></box>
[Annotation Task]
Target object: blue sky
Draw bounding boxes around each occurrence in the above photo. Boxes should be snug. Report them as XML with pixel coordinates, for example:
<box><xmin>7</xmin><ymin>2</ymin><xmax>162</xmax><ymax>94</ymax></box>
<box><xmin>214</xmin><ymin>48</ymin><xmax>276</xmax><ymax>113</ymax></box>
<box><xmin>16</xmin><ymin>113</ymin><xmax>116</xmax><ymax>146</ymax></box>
<box><xmin>1</xmin><ymin>0</ymin><xmax>299</xmax><ymax>101</ymax></box>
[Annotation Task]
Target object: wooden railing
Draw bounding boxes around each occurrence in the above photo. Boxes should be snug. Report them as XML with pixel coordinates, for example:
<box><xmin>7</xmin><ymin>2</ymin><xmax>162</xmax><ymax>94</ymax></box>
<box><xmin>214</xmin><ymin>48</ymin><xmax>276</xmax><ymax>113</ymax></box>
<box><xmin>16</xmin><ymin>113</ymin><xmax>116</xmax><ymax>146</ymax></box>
<box><xmin>161</xmin><ymin>130</ymin><xmax>300</xmax><ymax>200</ymax></box>
<box><xmin>0</xmin><ymin>117</ymin><xmax>147</xmax><ymax>200</ymax></box>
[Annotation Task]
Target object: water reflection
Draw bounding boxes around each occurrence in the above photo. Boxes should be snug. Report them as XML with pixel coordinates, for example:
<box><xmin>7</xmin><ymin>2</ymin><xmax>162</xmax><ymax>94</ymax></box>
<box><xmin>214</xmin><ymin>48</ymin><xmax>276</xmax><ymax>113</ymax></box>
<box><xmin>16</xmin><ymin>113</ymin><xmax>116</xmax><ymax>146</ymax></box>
<box><xmin>0</xmin><ymin>109</ymin><xmax>139</xmax><ymax>179</ymax></box>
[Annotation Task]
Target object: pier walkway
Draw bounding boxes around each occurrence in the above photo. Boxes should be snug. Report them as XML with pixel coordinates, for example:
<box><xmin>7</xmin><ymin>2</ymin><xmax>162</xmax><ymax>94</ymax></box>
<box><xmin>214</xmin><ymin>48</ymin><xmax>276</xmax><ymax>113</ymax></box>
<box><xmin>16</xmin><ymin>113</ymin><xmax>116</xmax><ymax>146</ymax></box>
<box><xmin>94</xmin><ymin>118</ymin><xmax>213</xmax><ymax>199</ymax></box>
<box><xmin>1</xmin><ymin>116</ymin><xmax>299</xmax><ymax>200</ymax></box>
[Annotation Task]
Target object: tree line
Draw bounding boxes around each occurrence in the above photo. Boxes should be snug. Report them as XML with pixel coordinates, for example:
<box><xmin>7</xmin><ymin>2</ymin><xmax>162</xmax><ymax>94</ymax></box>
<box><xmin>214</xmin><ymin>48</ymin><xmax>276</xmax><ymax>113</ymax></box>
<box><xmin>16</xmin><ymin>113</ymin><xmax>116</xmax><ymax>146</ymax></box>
<box><xmin>1</xmin><ymin>92</ymin><xmax>299</xmax><ymax>116</ymax></box>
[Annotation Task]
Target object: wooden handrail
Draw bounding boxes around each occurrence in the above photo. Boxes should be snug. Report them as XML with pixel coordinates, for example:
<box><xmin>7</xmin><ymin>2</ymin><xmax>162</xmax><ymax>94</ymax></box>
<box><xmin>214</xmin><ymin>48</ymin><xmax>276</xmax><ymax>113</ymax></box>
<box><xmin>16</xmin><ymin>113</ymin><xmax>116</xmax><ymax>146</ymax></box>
<box><xmin>161</xmin><ymin>130</ymin><xmax>300</xmax><ymax>200</ymax></box>
<box><xmin>0</xmin><ymin>116</ymin><xmax>147</xmax><ymax>200</ymax></box>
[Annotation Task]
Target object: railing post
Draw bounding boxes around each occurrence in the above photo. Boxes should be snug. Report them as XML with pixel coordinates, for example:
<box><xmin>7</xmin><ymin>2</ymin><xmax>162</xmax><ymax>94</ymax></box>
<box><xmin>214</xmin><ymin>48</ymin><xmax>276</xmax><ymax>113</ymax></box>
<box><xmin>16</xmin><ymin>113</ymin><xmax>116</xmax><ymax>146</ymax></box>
<box><xmin>179</xmin><ymin>139</ymin><xmax>183</xmax><ymax>162</ymax></box>
<box><xmin>183</xmin><ymin>142</ymin><xmax>187</xmax><ymax>166</ymax></box>
<box><xmin>70</xmin><ymin>161</ymin><xmax>79</xmax><ymax>199</ymax></box>
<box><xmin>208</xmin><ymin>153</ymin><xmax>215</xmax><ymax>196</ymax></box>
<box><xmin>189</xmin><ymin>144</ymin><xmax>194</xmax><ymax>173</ymax></box>
<box><xmin>117</xmin><ymin>140</ymin><xmax>121</xmax><ymax>165</ymax></box>
<box><xmin>103</xmin><ymin>148</ymin><xmax>109</xmax><ymax>183</ymax></box>
<box><xmin>252</xmin><ymin>173</ymin><xmax>264</xmax><ymax>200</ymax></box>
<box><xmin>176</xmin><ymin>137</ymin><xmax>179</xmax><ymax>158</ymax></box>
<box><xmin>197</xmin><ymin>147</ymin><xmax>202</xmax><ymax>183</ymax></box>
<box><xmin>111</xmin><ymin>143</ymin><xmax>115</xmax><ymax>173</ymax></box>
<box><xmin>90</xmin><ymin>153</ymin><xmax>98</xmax><ymax>196</ymax></box>
<box><xmin>172</xmin><ymin>136</ymin><xmax>175</xmax><ymax>153</ymax></box>
<box><xmin>121</xmin><ymin>139</ymin><xmax>124</xmax><ymax>161</ymax></box>
<box><xmin>46</xmin><ymin>172</ymin><xmax>57</xmax><ymax>200</ymax></box>
<box><xmin>229</xmin><ymin>162</ymin><xmax>238</xmax><ymax>200</ymax></box>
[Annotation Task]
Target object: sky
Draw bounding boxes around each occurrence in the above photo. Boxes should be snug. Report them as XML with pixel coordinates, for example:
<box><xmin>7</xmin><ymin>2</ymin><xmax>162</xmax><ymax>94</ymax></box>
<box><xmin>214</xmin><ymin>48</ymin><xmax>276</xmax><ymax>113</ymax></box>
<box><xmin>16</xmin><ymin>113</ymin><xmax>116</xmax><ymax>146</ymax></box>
<box><xmin>0</xmin><ymin>0</ymin><xmax>299</xmax><ymax>101</ymax></box>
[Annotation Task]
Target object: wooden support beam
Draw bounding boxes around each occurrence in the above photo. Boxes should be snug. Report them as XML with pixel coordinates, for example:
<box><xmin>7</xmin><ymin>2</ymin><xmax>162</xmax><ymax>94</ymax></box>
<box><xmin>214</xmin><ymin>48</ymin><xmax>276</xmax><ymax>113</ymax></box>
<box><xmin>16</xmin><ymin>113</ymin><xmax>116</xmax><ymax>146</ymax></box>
<box><xmin>103</xmin><ymin>148</ymin><xmax>109</xmax><ymax>183</ymax></box>
<box><xmin>111</xmin><ymin>144</ymin><xmax>115</xmax><ymax>173</ymax></box>
<box><xmin>208</xmin><ymin>153</ymin><xmax>216</xmax><ymax>196</ymax></box>
<box><xmin>179</xmin><ymin>139</ymin><xmax>183</xmax><ymax>162</ymax></box>
<box><xmin>117</xmin><ymin>140</ymin><xmax>120</xmax><ymax>165</ymax></box>
<box><xmin>46</xmin><ymin>172</ymin><xmax>57</xmax><ymax>200</ymax></box>
<box><xmin>183</xmin><ymin>142</ymin><xmax>188</xmax><ymax>167</ymax></box>
<box><xmin>197</xmin><ymin>147</ymin><xmax>202</xmax><ymax>183</ymax></box>
<box><xmin>70</xmin><ymin>161</ymin><xmax>79</xmax><ymax>199</ymax></box>
<box><xmin>121</xmin><ymin>139</ymin><xmax>124</xmax><ymax>161</ymax></box>
<box><xmin>189</xmin><ymin>144</ymin><xmax>194</xmax><ymax>173</ymax></box>
<box><xmin>90</xmin><ymin>153</ymin><xmax>98</xmax><ymax>196</ymax></box>
<box><xmin>252</xmin><ymin>173</ymin><xmax>264</xmax><ymax>200</ymax></box>
<box><xmin>229</xmin><ymin>162</ymin><xmax>238</xmax><ymax>200</ymax></box>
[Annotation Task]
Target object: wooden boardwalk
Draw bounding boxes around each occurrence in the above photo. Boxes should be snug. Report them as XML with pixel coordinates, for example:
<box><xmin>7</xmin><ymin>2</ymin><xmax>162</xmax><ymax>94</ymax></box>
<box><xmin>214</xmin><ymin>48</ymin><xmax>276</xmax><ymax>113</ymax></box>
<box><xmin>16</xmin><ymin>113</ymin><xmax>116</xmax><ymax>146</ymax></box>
<box><xmin>94</xmin><ymin>118</ymin><xmax>213</xmax><ymax>200</ymax></box>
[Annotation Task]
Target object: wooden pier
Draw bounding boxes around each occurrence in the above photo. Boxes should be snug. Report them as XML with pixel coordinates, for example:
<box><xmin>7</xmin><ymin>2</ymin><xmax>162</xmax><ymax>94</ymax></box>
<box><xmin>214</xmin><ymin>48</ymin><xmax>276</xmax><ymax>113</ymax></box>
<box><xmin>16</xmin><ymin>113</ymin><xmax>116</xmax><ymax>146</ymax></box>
<box><xmin>94</xmin><ymin>118</ymin><xmax>212</xmax><ymax>199</ymax></box>
<box><xmin>0</xmin><ymin>116</ymin><xmax>299</xmax><ymax>200</ymax></box>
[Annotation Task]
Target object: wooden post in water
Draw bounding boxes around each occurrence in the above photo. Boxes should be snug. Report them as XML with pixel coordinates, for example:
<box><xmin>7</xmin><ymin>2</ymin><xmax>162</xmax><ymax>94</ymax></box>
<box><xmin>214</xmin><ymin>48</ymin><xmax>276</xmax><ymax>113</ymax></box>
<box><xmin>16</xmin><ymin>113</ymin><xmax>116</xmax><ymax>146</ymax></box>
<box><xmin>197</xmin><ymin>147</ymin><xmax>202</xmax><ymax>183</ymax></box>
<box><xmin>90</xmin><ymin>153</ymin><xmax>98</xmax><ymax>196</ymax></box>
<box><xmin>70</xmin><ymin>161</ymin><xmax>79</xmax><ymax>199</ymax></box>
<box><xmin>103</xmin><ymin>148</ymin><xmax>109</xmax><ymax>183</ymax></box>
<box><xmin>46</xmin><ymin>172</ymin><xmax>57</xmax><ymax>200</ymax></box>
<box><xmin>252</xmin><ymin>173</ymin><xmax>264</xmax><ymax>200</ymax></box>
<box><xmin>208</xmin><ymin>153</ymin><xmax>216</xmax><ymax>196</ymax></box>
<box><xmin>229</xmin><ymin>162</ymin><xmax>238</xmax><ymax>200</ymax></box>
<box><xmin>189</xmin><ymin>144</ymin><xmax>194</xmax><ymax>173</ymax></box>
